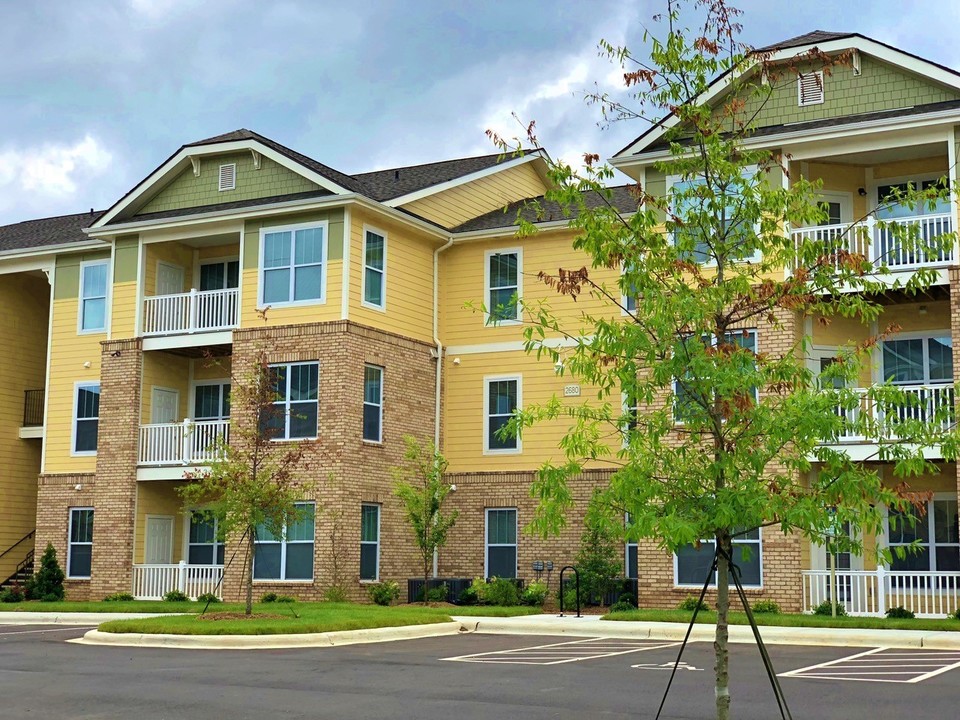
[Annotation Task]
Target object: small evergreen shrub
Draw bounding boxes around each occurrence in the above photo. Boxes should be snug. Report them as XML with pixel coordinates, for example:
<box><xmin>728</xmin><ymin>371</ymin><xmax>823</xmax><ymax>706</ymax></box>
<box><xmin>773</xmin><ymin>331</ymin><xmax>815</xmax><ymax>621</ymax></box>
<box><xmin>677</xmin><ymin>596</ymin><xmax>710</xmax><ymax>612</ymax></box>
<box><xmin>457</xmin><ymin>585</ymin><xmax>478</xmax><ymax>606</ymax></box>
<box><xmin>275</xmin><ymin>595</ymin><xmax>296</xmax><ymax>603</ymax></box>
<box><xmin>0</xmin><ymin>587</ymin><xmax>24</xmax><ymax>603</ymax></box>
<box><xmin>103</xmin><ymin>592</ymin><xmax>134</xmax><ymax>602</ymax></box>
<box><xmin>195</xmin><ymin>592</ymin><xmax>221</xmax><ymax>604</ymax></box>
<box><xmin>752</xmin><ymin>599</ymin><xmax>781</xmax><ymax>614</ymax></box>
<box><xmin>885</xmin><ymin>606</ymin><xmax>915</xmax><ymax>619</ymax></box>
<box><xmin>162</xmin><ymin>590</ymin><xmax>189</xmax><ymax>602</ymax></box>
<box><xmin>558</xmin><ymin>587</ymin><xmax>579</xmax><ymax>611</ymax></box>
<box><xmin>260</xmin><ymin>592</ymin><xmax>279</xmax><ymax>603</ymax></box>
<box><xmin>426</xmin><ymin>583</ymin><xmax>449</xmax><ymax>603</ymax></box>
<box><xmin>479</xmin><ymin>577</ymin><xmax>519</xmax><ymax>606</ymax></box>
<box><xmin>813</xmin><ymin>601</ymin><xmax>847</xmax><ymax>617</ymax></box>
<box><xmin>610</xmin><ymin>600</ymin><xmax>636</xmax><ymax>613</ymax></box>
<box><xmin>27</xmin><ymin>544</ymin><xmax>65</xmax><ymax>601</ymax></box>
<box><xmin>521</xmin><ymin>581</ymin><xmax>548</xmax><ymax>607</ymax></box>
<box><xmin>367</xmin><ymin>580</ymin><xmax>400</xmax><ymax>606</ymax></box>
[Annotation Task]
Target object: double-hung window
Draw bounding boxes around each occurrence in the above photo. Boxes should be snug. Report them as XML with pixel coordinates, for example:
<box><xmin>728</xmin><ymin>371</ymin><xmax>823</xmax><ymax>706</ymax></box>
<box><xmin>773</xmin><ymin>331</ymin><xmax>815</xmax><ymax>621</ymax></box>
<box><xmin>79</xmin><ymin>260</ymin><xmax>108</xmax><ymax>332</ymax></box>
<box><xmin>360</xmin><ymin>504</ymin><xmax>380</xmax><ymax>581</ymax></box>
<box><xmin>485</xmin><ymin>249</ymin><xmax>521</xmax><ymax>324</ymax></box>
<box><xmin>674</xmin><ymin>331</ymin><xmax>757</xmax><ymax>422</ymax></box>
<box><xmin>194</xmin><ymin>382</ymin><xmax>231</xmax><ymax>420</ymax></box>
<box><xmin>625</xmin><ymin>512</ymin><xmax>638</xmax><ymax>580</ymax></box>
<box><xmin>73</xmin><ymin>383</ymin><xmax>100</xmax><ymax>455</ymax></box>
<box><xmin>264</xmin><ymin>363</ymin><xmax>318</xmax><ymax>440</ymax></box>
<box><xmin>484</xmin><ymin>376</ymin><xmax>520</xmax><ymax>453</ymax></box>
<box><xmin>253</xmin><ymin>502</ymin><xmax>315</xmax><ymax>580</ymax></box>
<box><xmin>188</xmin><ymin>513</ymin><xmax>224</xmax><ymax>565</ymax></box>
<box><xmin>260</xmin><ymin>223</ymin><xmax>327</xmax><ymax>306</ymax></box>
<box><xmin>669</xmin><ymin>173</ymin><xmax>759</xmax><ymax>265</ymax></box>
<box><xmin>363</xmin><ymin>229</ymin><xmax>386</xmax><ymax>309</ymax></box>
<box><xmin>888</xmin><ymin>497</ymin><xmax>959</xmax><ymax>572</ymax></box>
<box><xmin>881</xmin><ymin>335</ymin><xmax>953</xmax><ymax>386</ymax></box>
<box><xmin>485</xmin><ymin>508</ymin><xmax>517</xmax><ymax>579</ymax></box>
<box><xmin>675</xmin><ymin>527</ymin><xmax>762</xmax><ymax>588</ymax></box>
<box><xmin>68</xmin><ymin>508</ymin><xmax>94</xmax><ymax>579</ymax></box>
<box><xmin>363</xmin><ymin>365</ymin><xmax>383</xmax><ymax>443</ymax></box>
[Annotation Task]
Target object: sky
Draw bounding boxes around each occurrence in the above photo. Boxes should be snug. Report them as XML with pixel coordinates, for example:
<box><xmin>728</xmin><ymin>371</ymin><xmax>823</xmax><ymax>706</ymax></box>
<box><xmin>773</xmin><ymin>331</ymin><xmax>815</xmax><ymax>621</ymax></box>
<box><xmin>2</xmin><ymin>0</ymin><xmax>960</xmax><ymax>226</ymax></box>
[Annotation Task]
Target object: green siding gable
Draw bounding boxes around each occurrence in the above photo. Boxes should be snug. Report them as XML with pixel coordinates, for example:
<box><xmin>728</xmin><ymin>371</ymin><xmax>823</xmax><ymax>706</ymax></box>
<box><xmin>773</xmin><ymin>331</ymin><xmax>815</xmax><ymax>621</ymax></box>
<box><xmin>113</xmin><ymin>235</ymin><xmax>139</xmax><ymax>283</ymax></box>
<box><xmin>137</xmin><ymin>152</ymin><xmax>322</xmax><ymax>216</ymax></box>
<box><xmin>716</xmin><ymin>55</ymin><xmax>960</xmax><ymax>129</ymax></box>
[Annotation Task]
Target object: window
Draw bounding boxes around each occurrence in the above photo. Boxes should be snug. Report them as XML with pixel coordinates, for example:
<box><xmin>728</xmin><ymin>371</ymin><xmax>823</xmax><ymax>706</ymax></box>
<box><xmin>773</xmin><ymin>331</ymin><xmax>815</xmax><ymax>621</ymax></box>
<box><xmin>485</xmin><ymin>249</ymin><xmax>521</xmax><ymax>324</ymax></box>
<box><xmin>888</xmin><ymin>497</ymin><xmax>959</xmax><ymax>572</ymax></box>
<box><xmin>362</xmin><ymin>229</ymin><xmax>386</xmax><ymax>309</ymax></box>
<box><xmin>194</xmin><ymin>382</ymin><xmax>231</xmax><ymax>420</ymax></box>
<box><xmin>675</xmin><ymin>528</ymin><xmax>762</xmax><ymax>588</ymax></box>
<box><xmin>621</xmin><ymin>264</ymin><xmax>638</xmax><ymax>314</ymax></box>
<box><xmin>882</xmin><ymin>336</ymin><xmax>953</xmax><ymax>385</ymax></box>
<box><xmin>363</xmin><ymin>365</ymin><xmax>383</xmax><ymax>443</ymax></box>
<box><xmin>68</xmin><ymin>508</ymin><xmax>94</xmax><ymax>579</ymax></box>
<box><xmin>260</xmin><ymin>223</ymin><xmax>327</xmax><ymax>306</ymax></box>
<box><xmin>360</xmin><ymin>504</ymin><xmax>380</xmax><ymax>581</ymax></box>
<box><xmin>188</xmin><ymin>513</ymin><xmax>224</xmax><ymax>565</ymax></box>
<box><xmin>218</xmin><ymin>163</ymin><xmax>236</xmax><ymax>191</ymax></box>
<box><xmin>73</xmin><ymin>383</ymin><xmax>100</xmax><ymax>454</ymax></box>
<box><xmin>486</xmin><ymin>508</ymin><xmax>517</xmax><ymax>579</ymax></box>
<box><xmin>264</xmin><ymin>363</ymin><xmax>318</xmax><ymax>440</ymax></box>
<box><xmin>669</xmin><ymin>174</ymin><xmax>759</xmax><ymax>264</ymax></box>
<box><xmin>674</xmin><ymin>331</ymin><xmax>757</xmax><ymax>422</ymax></box>
<box><xmin>484</xmin><ymin>376</ymin><xmax>520</xmax><ymax>453</ymax></box>
<box><xmin>798</xmin><ymin>71</ymin><xmax>824</xmax><ymax>106</ymax></box>
<box><xmin>625</xmin><ymin>514</ymin><xmax>638</xmax><ymax>580</ymax></box>
<box><xmin>79</xmin><ymin>260</ymin><xmax>108</xmax><ymax>332</ymax></box>
<box><xmin>199</xmin><ymin>260</ymin><xmax>239</xmax><ymax>291</ymax></box>
<box><xmin>253</xmin><ymin>502</ymin><xmax>315</xmax><ymax>580</ymax></box>
<box><xmin>877</xmin><ymin>178</ymin><xmax>951</xmax><ymax>220</ymax></box>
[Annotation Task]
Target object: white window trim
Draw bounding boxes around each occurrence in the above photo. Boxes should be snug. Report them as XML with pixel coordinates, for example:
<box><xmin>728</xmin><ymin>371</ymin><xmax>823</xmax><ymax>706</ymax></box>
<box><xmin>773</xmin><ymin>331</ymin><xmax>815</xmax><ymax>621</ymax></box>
<box><xmin>257</xmin><ymin>220</ymin><xmax>329</xmax><ymax>309</ymax></box>
<box><xmin>484</xmin><ymin>507</ymin><xmax>518</xmax><ymax>579</ymax></box>
<box><xmin>673</xmin><ymin>529</ymin><xmax>763</xmax><ymax>589</ymax></box>
<box><xmin>362</xmin><ymin>364</ymin><xmax>384</xmax><ymax>444</ymax></box>
<box><xmin>269</xmin><ymin>362</ymin><xmax>319</xmax><ymax>441</ymax></box>
<box><xmin>868</xmin><ymin>172</ymin><xmax>952</xmax><ymax>218</ymax></box>
<box><xmin>253</xmin><ymin>501</ymin><xmax>316</xmax><ymax>582</ymax></box>
<box><xmin>361</xmin><ymin>225</ymin><xmax>387</xmax><ymax>312</ymax></box>
<box><xmin>67</xmin><ymin>507</ymin><xmax>94</xmax><ymax>579</ymax></box>
<box><xmin>71</xmin><ymin>381</ymin><xmax>100</xmax><ymax>457</ymax></box>
<box><xmin>620</xmin><ymin>263</ymin><xmax>637</xmax><ymax>316</ymax></box>
<box><xmin>483</xmin><ymin>374</ymin><xmax>522</xmax><ymax>455</ymax></box>
<box><xmin>360</xmin><ymin>503</ymin><xmax>381</xmax><ymax>582</ymax></box>
<box><xmin>483</xmin><ymin>247</ymin><xmax>523</xmax><ymax>326</ymax></box>
<box><xmin>798</xmin><ymin>70</ymin><xmax>825</xmax><ymax>106</ymax></box>
<box><xmin>883</xmin><ymin>492</ymin><xmax>959</xmax><ymax>573</ymax></box>
<box><xmin>672</xmin><ymin>329</ymin><xmax>759</xmax><ymax>424</ymax></box>
<box><xmin>191</xmin><ymin>378</ymin><xmax>231</xmax><ymax>421</ymax></box>
<box><xmin>196</xmin><ymin>257</ymin><xmax>240</xmax><ymax>291</ymax></box>
<box><xmin>78</xmin><ymin>259</ymin><xmax>109</xmax><ymax>334</ymax></box>
<box><xmin>185</xmin><ymin>511</ymin><xmax>224</xmax><ymax>566</ymax></box>
<box><xmin>218</xmin><ymin>163</ymin><xmax>236</xmax><ymax>192</ymax></box>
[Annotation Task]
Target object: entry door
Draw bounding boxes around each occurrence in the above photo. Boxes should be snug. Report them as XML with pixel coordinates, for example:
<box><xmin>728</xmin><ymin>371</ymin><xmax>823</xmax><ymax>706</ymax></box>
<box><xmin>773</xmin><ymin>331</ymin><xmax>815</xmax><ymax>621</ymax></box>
<box><xmin>157</xmin><ymin>262</ymin><xmax>185</xmax><ymax>296</ymax></box>
<box><xmin>145</xmin><ymin>516</ymin><xmax>174</xmax><ymax>565</ymax></box>
<box><xmin>151</xmin><ymin>388</ymin><xmax>180</xmax><ymax>424</ymax></box>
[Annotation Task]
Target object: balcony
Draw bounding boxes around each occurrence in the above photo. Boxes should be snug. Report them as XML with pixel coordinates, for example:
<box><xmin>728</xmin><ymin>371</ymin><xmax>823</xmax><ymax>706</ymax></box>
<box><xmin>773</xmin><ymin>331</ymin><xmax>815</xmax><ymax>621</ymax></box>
<box><xmin>825</xmin><ymin>384</ymin><xmax>954</xmax><ymax>445</ymax></box>
<box><xmin>802</xmin><ymin>569</ymin><xmax>960</xmax><ymax>618</ymax></box>
<box><xmin>132</xmin><ymin>561</ymin><xmax>223</xmax><ymax>600</ymax></box>
<box><xmin>138</xmin><ymin>419</ymin><xmax>230</xmax><ymax>467</ymax></box>
<box><xmin>19</xmin><ymin>389</ymin><xmax>44</xmax><ymax>439</ymax></box>
<box><xmin>142</xmin><ymin>288</ymin><xmax>238</xmax><ymax>349</ymax></box>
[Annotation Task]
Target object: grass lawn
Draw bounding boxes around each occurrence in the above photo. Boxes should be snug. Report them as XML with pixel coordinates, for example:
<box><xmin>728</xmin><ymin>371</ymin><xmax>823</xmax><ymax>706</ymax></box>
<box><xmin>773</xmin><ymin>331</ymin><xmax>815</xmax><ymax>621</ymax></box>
<box><xmin>445</xmin><ymin>605</ymin><xmax>542</xmax><ymax>617</ymax></box>
<box><xmin>0</xmin><ymin>600</ymin><xmax>205</xmax><ymax>614</ymax></box>
<box><xmin>603</xmin><ymin>608</ymin><xmax>960</xmax><ymax>632</ymax></box>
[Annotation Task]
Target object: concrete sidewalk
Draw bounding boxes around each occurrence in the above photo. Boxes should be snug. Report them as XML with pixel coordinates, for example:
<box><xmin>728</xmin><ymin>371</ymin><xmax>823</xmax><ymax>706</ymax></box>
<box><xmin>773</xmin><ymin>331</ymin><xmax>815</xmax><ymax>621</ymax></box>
<box><xmin>0</xmin><ymin>612</ymin><xmax>176</xmax><ymax>625</ymax></box>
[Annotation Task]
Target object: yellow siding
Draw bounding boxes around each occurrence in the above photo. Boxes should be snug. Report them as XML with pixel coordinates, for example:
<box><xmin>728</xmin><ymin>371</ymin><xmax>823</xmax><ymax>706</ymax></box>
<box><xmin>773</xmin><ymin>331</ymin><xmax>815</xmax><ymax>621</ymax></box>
<box><xmin>110</xmin><ymin>281</ymin><xmax>137</xmax><ymax>338</ymax></box>
<box><xmin>239</xmin><ymin>263</ymin><xmax>343</xmax><ymax>327</ymax></box>
<box><xmin>134</xmin><ymin>481</ymin><xmax>188</xmax><ymax>565</ymax></box>
<box><xmin>193</xmin><ymin>356</ymin><xmax>232</xmax><ymax>382</ymax></box>
<box><xmin>144</xmin><ymin>242</ymin><xmax>194</xmax><ymax>297</ymax></box>
<box><xmin>348</xmin><ymin>208</ymin><xmax>437</xmax><ymax>343</ymax></box>
<box><xmin>402</xmin><ymin>163</ymin><xmax>547</xmax><ymax>228</ymax></box>
<box><xmin>198</xmin><ymin>244</ymin><xmax>240</xmax><ymax>262</ymax></box>
<box><xmin>140</xmin><ymin>352</ymin><xmax>190</xmax><ymax>424</ymax></box>
<box><xmin>873</xmin><ymin>156</ymin><xmax>948</xmax><ymax>181</ymax></box>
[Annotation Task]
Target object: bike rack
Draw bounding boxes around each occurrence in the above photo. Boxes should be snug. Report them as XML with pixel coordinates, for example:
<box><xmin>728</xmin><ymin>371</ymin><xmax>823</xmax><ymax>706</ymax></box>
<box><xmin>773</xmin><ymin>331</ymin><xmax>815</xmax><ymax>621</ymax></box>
<box><xmin>559</xmin><ymin>565</ymin><xmax>581</xmax><ymax>618</ymax></box>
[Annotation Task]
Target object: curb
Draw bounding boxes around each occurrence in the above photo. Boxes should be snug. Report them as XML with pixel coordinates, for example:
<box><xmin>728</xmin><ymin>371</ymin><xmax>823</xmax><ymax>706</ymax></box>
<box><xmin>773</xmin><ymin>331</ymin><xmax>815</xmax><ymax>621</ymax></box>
<box><xmin>73</xmin><ymin>620</ymin><xmax>464</xmax><ymax>650</ymax></box>
<box><xmin>0</xmin><ymin>612</ymin><xmax>176</xmax><ymax>625</ymax></box>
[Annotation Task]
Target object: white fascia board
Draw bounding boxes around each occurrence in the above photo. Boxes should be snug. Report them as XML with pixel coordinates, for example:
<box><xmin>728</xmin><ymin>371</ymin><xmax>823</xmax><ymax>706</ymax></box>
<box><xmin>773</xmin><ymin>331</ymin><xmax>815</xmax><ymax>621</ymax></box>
<box><xmin>92</xmin><ymin>139</ymin><xmax>352</xmax><ymax>228</ymax></box>
<box><xmin>611</xmin><ymin>35</ymin><xmax>960</xmax><ymax>161</ymax></box>
<box><xmin>384</xmin><ymin>151</ymin><xmax>550</xmax><ymax>208</ymax></box>
<box><xmin>0</xmin><ymin>239</ymin><xmax>106</xmax><ymax>264</ymax></box>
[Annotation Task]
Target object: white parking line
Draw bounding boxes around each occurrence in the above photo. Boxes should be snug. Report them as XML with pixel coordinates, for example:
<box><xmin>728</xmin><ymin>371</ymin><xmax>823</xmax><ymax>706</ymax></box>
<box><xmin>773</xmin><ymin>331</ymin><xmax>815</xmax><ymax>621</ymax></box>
<box><xmin>442</xmin><ymin>637</ymin><xmax>680</xmax><ymax>665</ymax></box>
<box><xmin>780</xmin><ymin>647</ymin><xmax>960</xmax><ymax>684</ymax></box>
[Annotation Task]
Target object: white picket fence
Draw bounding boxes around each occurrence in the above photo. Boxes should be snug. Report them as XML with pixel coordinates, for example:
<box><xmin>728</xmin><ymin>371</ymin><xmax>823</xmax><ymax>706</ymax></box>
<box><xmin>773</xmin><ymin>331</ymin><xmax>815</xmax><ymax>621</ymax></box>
<box><xmin>802</xmin><ymin>569</ymin><xmax>960</xmax><ymax>617</ymax></box>
<box><xmin>132</xmin><ymin>562</ymin><xmax>224</xmax><ymax>600</ymax></box>
<box><xmin>138</xmin><ymin>419</ymin><xmax>229</xmax><ymax>466</ymax></box>
<box><xmin>143</xmin><ymin>287</ymin><xmax>238</xmax><ymax>336</ymax></box>
<box><xmin>827</xmin><ymin>384</ymin><xmax>954</xmax><ymax>442</ymax></box>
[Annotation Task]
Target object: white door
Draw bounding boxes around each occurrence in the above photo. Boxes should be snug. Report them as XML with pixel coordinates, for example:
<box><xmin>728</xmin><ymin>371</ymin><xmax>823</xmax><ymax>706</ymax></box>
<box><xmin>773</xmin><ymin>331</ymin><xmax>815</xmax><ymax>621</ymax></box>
<box><xmin>151</xmin><ymin>388</ymin><xmax>180</xmax><ymax>424</ymax></box>
<box><xmin>145</xmin><ymin>516</ymin><xmax>174</xmax><ymax>565</ymax></box>
<box><xmin>157</xmin><ymin>262</ymin><xmax>185</xmax><ymax>296</ymax></box>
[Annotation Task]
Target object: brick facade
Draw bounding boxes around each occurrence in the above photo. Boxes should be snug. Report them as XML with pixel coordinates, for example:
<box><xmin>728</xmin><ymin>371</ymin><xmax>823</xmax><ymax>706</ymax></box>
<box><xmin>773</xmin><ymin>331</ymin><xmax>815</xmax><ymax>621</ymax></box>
<box><xmin>35</xmin><ymin>472</ymin><xmax>96</xmax><ymax>600</ymax></box>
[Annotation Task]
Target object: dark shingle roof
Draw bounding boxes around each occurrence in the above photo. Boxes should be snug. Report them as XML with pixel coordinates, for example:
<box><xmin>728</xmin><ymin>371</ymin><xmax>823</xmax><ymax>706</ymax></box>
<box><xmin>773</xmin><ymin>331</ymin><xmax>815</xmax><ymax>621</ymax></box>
<box><xmin>755</xmin><ymin>30</ymin><xmax>854</xmax><ymax>53</ymax></box>
<box><xmin>353</xmin><ymin>150</ymin><xmax>539</xmax><ymax>202</ymax></box>
<box><xmin>0</xmin><ymin>210</ymin><xmax>104</xmax><ymax>253</ymax></box>
<box><xmin>453</xmin><ymin>185</ymin><xmax>640</xmax><ymax>233</ymax></box>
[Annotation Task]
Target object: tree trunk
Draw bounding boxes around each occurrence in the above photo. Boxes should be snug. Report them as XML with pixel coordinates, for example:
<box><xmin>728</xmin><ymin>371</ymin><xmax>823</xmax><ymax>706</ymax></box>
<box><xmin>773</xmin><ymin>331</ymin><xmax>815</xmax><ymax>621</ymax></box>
<box><xmin>424</xmin><ymin>556</ymin><xmax>430</xmax><ymax>606</ymax></box>
<box><xmin>714</xmin><ymin>532</ymin><xmax>731</xmax><ymax>720</ymax></box>
<box><xmin>245</xmin><ymin>527</ymin><xmax>254</xmax><ymax>616</ymax></box>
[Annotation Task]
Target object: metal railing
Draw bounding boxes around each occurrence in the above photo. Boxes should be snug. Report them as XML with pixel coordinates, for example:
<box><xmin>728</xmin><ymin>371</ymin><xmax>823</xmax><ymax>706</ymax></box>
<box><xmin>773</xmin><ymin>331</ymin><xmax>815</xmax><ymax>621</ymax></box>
<box><xmin>138</xmin><ymin>419</ymin><xmax>229</xmax><ymax>466</ymax></box>
<box><xmin>802</xmin><ymin>569</ymin><xmax>960</xmax><ymax>617</ymax></box>
<box><xmin>22</xmin><ymin>389</ymin><xmax>44</xmax><ymax>427</ymax></box>
<box><xmin>143</xmin><ymin>287</ymin><xmax>239</xmax><ymax>336</ymax></box>
<box><xmin>132</xmin><ymin>562</ymin><xmax>223</xmax><ymax>600</ymax></box>
<box><xmin>824</xmin><ymin>384</ymin><xmax>954</xmax><ymax>443</ymax></box>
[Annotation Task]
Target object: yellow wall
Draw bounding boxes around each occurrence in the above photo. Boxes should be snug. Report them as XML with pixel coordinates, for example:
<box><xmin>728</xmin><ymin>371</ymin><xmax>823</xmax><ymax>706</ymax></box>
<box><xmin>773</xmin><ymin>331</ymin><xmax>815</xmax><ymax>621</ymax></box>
<box><xmin>134</xmin><ymin>481</ymin><xmax>188</xmax><ymax>565</ymax></box>
<box><xmin>402</xmin><ymin>162</ymin><xmax>547</xmax><ymax>229</ymax></box>
<box><xmin>144</xmin><ymin>241</ymin><xmax>194</xmax><ymax>297</ymax></box>
<box><xmin>140</xmin><ymin>352</ymin><xmax>191</xmax><ymax>424</ymax></box>
<box><xmin>194</xmin><ymin>356</ymin><xmax>232</xmax><ymax>382</ymax></box>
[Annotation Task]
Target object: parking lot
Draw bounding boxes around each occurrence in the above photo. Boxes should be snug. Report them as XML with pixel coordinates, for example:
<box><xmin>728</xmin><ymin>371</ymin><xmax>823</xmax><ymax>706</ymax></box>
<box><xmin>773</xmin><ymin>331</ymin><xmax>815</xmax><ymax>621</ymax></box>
<box><xmin>1</xmin><ymin>624</ymin><xmax>959</xmax><ymax>719</ymax></box>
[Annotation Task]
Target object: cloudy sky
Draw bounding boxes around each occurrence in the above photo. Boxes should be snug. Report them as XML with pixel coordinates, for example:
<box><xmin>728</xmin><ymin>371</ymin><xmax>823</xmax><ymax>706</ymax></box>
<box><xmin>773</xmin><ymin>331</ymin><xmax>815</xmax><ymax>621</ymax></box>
<box><xmin>2</xmin><ymin>0</ymin><xmax>959</xmax><ymax>225</ymax></box>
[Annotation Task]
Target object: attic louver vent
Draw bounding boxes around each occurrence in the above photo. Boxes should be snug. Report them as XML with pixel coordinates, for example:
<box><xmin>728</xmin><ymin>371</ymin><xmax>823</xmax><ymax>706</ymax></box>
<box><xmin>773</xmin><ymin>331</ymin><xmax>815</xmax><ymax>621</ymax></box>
<box><xmin>218</xmin><ymin>163</ymin><xmax>236</xmax><ymax>191</ymax></box>
<box><xmin>798</xmin><ymin>71</ymin><xmax>824</xmax><ymax>106</ymax></box>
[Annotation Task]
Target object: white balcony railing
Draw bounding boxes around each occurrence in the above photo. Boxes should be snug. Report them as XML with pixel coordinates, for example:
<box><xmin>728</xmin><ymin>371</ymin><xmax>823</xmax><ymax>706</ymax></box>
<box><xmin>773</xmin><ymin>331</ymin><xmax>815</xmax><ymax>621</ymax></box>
<box><xmin>138</xmin><ymin>419</ymin><xmax>229</xmax><ymax>466</ymax></box>
<box><xmin>132</xmin><ymin>561</ymin><xmax>223</xmax><ymax>600</ymax></box>
<box><xmin>791</xmin><ymin>213</ymin><xmax>954</xmax><ymax>271</ymax></box>
<box><xmin>825</xmin><ymin>384</ymin><xmax>954</xmax><ymax>443</ymax></box>
<box><xmin>802</xmin><ymin>568</ymin><xmax>960</xmax><ymax>617</ymax></box>
<box><xmin>143</xmin><ymin>287</ymin><xmax>239</xmax><ymax>336</ymax></box>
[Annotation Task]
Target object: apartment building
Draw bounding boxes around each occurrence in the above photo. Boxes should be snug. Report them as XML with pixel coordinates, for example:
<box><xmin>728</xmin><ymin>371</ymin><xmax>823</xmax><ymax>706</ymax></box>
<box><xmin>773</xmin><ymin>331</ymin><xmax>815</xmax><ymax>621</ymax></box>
<box><xmin>1</xmin><ymin>30</ymin><xmax>959</xmax><ymax>615</ymax></box>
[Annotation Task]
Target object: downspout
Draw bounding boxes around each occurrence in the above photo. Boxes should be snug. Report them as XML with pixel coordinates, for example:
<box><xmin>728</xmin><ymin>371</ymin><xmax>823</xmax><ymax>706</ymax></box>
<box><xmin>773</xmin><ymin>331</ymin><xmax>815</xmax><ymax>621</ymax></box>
<box><xmin>432</xmin><ymin>236</ymin><xmax>454</xmax><ymax>580</ymax></box>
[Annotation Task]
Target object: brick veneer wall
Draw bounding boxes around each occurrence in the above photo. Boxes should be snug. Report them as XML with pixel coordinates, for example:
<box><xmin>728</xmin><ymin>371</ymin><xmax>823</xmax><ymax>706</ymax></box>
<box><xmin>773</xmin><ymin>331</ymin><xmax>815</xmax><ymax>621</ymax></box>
<box><xmin>951</xmin><ymin>267</ymin><xmax>960</xmax><ymax>506</ymax></box>
<box><xmin>35</xmin><ymin>473</ymin><xmax>96</xmax><ymax>600</ymax></box>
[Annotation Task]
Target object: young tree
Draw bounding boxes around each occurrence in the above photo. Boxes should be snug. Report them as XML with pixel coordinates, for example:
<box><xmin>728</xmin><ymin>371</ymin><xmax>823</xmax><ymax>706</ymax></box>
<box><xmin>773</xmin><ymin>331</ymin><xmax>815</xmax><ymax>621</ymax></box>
<box><xmin>494</xmin><ymin>2</ymin><xmax>957</xmax><ymax>717</ymax></box>
<box><xmin>180</xmin><ymin>348</ymin><xmax>314</xmax><ymax>615</ymax></box>
<box><xmin>393</xmin><ymin>436</ymin><xmax>459</xmax><ymax>604</ymax></box>
<box><xmin>573</xmin><ymin>492</ymin><xmax>622</xmax><ymax>605</ymax></box>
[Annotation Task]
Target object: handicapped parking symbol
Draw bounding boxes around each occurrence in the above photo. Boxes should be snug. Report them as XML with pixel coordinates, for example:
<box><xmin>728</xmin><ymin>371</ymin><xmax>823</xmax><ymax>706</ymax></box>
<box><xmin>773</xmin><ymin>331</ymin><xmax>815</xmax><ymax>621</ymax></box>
<box><xmin>632</xmin><ymin>661</ymin><xmax>703</xmax><ymax>672</ymax></box>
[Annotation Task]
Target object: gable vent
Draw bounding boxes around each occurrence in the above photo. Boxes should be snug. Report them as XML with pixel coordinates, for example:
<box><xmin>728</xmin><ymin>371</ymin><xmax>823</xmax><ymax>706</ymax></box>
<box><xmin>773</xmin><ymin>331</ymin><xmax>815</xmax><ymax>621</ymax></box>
<box><xmin>218</xmin><ymin>163</ymin><xmax>236</xmax><ymax>191</ymax></box>
<box><xmin>798</xmin><ymin>71</ymin><xmax>824</xmax><ymax>106</ymax></box>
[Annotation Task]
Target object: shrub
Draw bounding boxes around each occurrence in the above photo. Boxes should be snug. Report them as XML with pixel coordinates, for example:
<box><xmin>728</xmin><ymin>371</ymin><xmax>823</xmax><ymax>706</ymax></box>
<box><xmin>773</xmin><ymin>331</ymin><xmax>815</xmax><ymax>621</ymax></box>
<box><xmin>557</xmin><ymin>587</ymin><xmax>579</xmax><ymax>612</ymax></box>
<box><xmin>752</xmin><ymin>599</ymin><xmax>781</xmax><ymax>614</ymax></box>
<box><xmin>457</xmin><ymin>585</ymin><xmax>478</xmax><ymax>606</ymax></box>
<box><xmin>195</xmin><ymin>592</ymin><xmax>221</xmax><ymax>604</ymax></box>
<box><xmin>573</xmin><ymin>495</ymin><xmax>622</xmax><ymax>604</ymax></box>
<box><xmin>813</xmin><ymin>601</ymin><xmax>847</xmax><ymax>617</ymax></box>
<box><xmin>952</xmin><ymin>607</ymin><xmax>960</xmax><ymax>621</ymax></box>
<box><xmin>521</xmin><ymin>581</ymin><xmax>548</xmax><ymax>607</ymax></box>
<box><xmin>275</xmin><ymin>595</ymin><xmax>296</xmax><ymax>603</ymax></box>
<box><xmin>677</xmin><ymin>596</ymin><xmax>710</xmax><ymax>612</ymax></box>
<box><xmin>610</xmin><ymin>600</ymin><xmax>636</xmax><ymax>613</ymax></box>
<box><xmin>478</xmin><ymin>577</ymin><xmax>519</xmax><ymax>606</ymax></box>
<box><xmin>162</xmin><ymin>590</ymin><xmax>189</xmax><ymax>602</ymax></box>
<box><xmin>0</xmin><ymin>587</ymin><xmax>24</xmax><ymax>603</ymax></box>
<box><xmin>426</xmin><ymin>583</ymin><xmax>449</xmax><ymax>603</ymax></box>
<box><xmin>324</xmin><ymin>586</ymin><xmax>348</xmax><ymax>603</ymax></box>
<box><xmin>27</xmin><ymin>544</ymin><xmax>65</xmax><ymax>601</ymax></box>
<box><xmin>885</xmin><ymin>606</ymin><xmax>915</xmax><ymax>619</ymax></box>
<box><xmin>103</xmin><ymin>592</ymin><xmax>134</xmax><ymax>602</ymax></box>
<box><xmin>260</xmin><ymin>592</ymin><xmax>278</xmax><ymax>603</ymax></box>
<box><xmin>367</xmin><ymin>580</ymin><xmax>400</xmax><ymax>606</ymax></box>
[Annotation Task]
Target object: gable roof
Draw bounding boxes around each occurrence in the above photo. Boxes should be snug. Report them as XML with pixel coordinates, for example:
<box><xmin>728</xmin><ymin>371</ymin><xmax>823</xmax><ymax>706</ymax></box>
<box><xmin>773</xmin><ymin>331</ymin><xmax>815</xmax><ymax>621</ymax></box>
<box><xmin>755</xmin><ymin>30</ymin><xmax>853</xmax><ymax>52</ymax></box>
<box><xmin>0</xmin><ymin>210</ymin><xmax>104</xmax><ymax>254</ymax></box>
